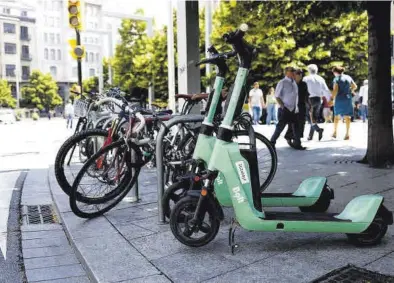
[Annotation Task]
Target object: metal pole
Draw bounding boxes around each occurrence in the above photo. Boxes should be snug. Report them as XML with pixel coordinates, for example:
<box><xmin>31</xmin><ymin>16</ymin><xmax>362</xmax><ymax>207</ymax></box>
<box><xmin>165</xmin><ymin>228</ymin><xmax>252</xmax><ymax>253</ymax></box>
<box><xmin>167</xmin><ymin>1</ymin><xmax>176</xmax><ymax>112</ymax></box>
<box><xmin>76</xmin><ymin>29</ymin><xmax>83</xmax><ymax>93</ymax></box>
<box><xmin>98</xmin><ymin>33</ymin><xmax>104</xmax><ymax>93</ymax></box>
<box><xmin>15</xmin><ymin>69</ymin><xmax>20</xmax><ymax>108</ymax></box>
<box><xmin>205</xmin><ymin>1</ymin><xmax>212</xmax><ymax>94</ymax></box>
<box><xmin>129</xmin><ymin>150</ymin><xmax>139</xmax><ymax>202</ymax></box>
<box><xmin>108</xmin><ymin>30</ymin><xmax>113</xmax><ymax>85</ymax></box>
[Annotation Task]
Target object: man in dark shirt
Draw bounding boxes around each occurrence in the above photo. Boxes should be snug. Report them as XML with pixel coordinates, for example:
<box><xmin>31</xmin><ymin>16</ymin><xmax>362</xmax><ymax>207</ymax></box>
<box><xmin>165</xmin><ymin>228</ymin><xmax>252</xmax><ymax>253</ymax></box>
<box><xmin>285</xmin><ymin>68</ymin><xmax>311</xmax><ymax>146</ymax></box>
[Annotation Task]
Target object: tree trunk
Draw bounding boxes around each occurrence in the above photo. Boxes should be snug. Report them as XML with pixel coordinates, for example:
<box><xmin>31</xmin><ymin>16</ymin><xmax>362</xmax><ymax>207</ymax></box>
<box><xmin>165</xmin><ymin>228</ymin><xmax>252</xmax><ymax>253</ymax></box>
<box><xmin>361</xmin><ymin>2</ymin><xmax>394</xmax><ymax>167</ymax></box>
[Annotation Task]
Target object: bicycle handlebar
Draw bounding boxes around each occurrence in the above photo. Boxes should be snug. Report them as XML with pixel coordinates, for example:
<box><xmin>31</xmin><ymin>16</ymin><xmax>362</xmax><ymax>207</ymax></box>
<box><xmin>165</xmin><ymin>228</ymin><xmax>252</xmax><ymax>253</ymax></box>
<box><xmin>94</xmin><ymin>97</ymin><xmax>125</xmax><ymax>109</ymax></box>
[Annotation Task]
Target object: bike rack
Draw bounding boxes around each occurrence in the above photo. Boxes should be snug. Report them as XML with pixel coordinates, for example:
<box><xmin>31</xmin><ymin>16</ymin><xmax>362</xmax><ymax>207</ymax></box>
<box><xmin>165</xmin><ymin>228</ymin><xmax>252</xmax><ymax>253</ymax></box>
<box><xmin>156</xmin><ymin>114</ymin><xmax>204</xmax><ymax>223</ymax></box>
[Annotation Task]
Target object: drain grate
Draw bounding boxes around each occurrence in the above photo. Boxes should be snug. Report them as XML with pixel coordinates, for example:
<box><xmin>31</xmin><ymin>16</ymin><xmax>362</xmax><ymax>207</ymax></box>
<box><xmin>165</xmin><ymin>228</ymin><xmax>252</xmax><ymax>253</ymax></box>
<box><xmin>24</xmin><ymin>205</ymin><xmax>57</xmax><ymax>225</ymax></box>
<box><xmin>334</xmin><ymin>159</ymin><xmax>357</xmax><ymax>164</ymax></box>
<box><xmin>312</xmin><ymin>264</ymin><xmax>394</xmax><ymax>283</ymax></box>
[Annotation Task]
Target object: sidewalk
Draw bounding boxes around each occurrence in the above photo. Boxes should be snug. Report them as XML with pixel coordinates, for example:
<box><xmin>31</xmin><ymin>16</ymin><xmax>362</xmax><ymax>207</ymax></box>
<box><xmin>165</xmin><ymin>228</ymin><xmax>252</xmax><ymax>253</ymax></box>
<box><xmin>47</xmin><ymin>122</ymin><xmax>394</xmax><ymax>283</ymax></box>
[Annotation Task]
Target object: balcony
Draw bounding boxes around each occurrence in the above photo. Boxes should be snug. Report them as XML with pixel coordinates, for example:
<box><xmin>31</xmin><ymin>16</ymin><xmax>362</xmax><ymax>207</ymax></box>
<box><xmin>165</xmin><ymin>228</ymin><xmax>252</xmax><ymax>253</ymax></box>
<box><xmin>20</xmin><ymin>34</ymin><xmax>31</xmax><ymax>41</ymax></box>
<box><xmin>21</xmin><ymin>54</ymin><xmax>32</xmax><ymax>61</ymax></box>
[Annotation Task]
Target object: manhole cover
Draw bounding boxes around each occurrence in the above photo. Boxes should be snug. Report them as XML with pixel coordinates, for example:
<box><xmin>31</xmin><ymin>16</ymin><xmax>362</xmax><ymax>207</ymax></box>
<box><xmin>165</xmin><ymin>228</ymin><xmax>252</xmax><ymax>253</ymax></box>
<box><xmin>312</xmin><ymin>264</ymin><xmax>394</xmax><ymax>283</ymax></box>
<box><xmin>23</xmin><ymin>205</ymin><xmax>57</xmax><ymax>225</ymax></box>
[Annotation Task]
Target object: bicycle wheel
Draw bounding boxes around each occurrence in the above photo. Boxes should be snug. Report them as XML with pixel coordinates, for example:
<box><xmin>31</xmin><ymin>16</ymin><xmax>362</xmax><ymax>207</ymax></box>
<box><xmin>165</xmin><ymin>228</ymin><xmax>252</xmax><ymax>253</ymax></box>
<box><xmin>55</xmin><ymin>129</ymin><xmax>112</xmax><ymax>196</ymax></box>
<box><xmin>69</xmin><ymin>140</ymin><xmax>142</xmax><ymax>218</ymax></box>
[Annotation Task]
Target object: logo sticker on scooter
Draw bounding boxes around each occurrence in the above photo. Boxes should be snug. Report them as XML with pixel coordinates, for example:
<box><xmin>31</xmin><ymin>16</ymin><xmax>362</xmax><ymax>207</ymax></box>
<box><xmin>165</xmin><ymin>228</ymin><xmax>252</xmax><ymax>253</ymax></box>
<box><xmin>216</xmin><ymin>175</ymin><xmax>223</xmax><ymax>185</ymax></box>
<box><xmin>232</xmin><ymin>187</ymin><xmax>245</xmax><ymax>203</ymax></box>
<box><xmin>235</xmin><ymin>161</ymin><xmax>249</xmax><ymax>184</ymax></box>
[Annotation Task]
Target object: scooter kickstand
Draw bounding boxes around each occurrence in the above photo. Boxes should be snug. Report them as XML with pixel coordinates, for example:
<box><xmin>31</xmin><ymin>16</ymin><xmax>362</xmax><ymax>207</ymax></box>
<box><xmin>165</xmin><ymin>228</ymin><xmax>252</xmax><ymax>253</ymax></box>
<box><xmin>228</xmin><ymin>218</ymin><xmax>239</xmax><ymax>255</ymax></box>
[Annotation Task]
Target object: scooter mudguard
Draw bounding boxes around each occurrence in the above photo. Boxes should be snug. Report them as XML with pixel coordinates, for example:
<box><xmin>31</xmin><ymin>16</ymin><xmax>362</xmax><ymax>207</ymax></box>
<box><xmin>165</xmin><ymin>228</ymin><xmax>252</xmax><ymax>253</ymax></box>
<box><xmin>261</xmin><ymin>177</ymin><xmax>331</xmax><ymax>207</ymax></box>
<box><xmin>335</xmin><ymin>195</ymin><xmax>384</xmax><ymax>223</ymax></box>
<box><xmin>186</xmin><ymin>190</ymin><xmax>224</xmax><ymax>221</ymax></box>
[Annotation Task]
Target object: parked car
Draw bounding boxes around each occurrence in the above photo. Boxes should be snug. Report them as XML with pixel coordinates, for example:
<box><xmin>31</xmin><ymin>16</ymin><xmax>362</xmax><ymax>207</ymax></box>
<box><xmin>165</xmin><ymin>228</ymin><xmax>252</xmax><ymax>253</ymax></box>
<box><xmin>0</xmin><ymin>108</ymin><xmax>16</xmax><ymax>124</ymax></box>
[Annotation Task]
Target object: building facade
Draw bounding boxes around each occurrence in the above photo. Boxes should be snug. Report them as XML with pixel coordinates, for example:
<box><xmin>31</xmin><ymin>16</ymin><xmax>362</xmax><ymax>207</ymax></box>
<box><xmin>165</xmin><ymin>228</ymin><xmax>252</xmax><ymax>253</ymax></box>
<box><xmin>0</xmin><ymin>0</ymin><xmax>37</xmax><ymax>102</ymax></box>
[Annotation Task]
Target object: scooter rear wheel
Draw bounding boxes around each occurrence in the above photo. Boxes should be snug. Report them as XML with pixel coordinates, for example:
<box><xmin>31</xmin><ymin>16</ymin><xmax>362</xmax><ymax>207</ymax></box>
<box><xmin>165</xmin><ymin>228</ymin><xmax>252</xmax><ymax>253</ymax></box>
<box><xmin>346</xmin><ymin>214</ymin><xmax>388</xmax><ymax>246</ymax></box>
<box><xmin>170</xmin><ymin>196</ymin><xmax>220</xmax><ymax>247</ymax></box>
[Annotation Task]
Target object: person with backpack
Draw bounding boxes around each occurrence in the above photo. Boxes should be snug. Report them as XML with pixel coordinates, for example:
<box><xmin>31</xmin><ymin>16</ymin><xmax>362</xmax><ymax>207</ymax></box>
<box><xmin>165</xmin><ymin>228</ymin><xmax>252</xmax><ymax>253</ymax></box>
<box><xmin>331</xmin><ymin>66</ymin><xmax>357</xmax><ymax>140</ymax></box>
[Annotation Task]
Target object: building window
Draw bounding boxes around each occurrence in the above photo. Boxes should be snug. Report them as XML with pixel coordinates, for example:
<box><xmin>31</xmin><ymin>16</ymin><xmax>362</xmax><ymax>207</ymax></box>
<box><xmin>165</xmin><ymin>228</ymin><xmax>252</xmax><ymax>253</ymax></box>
<box><xmin>50</xmin><ymin>66</ymin><xmax>57</xmax><ymax>77</ymax></box>
<box><xmin>22</xmin><ymin>66</ymin><xmax>30</xmax><ymax>80</ymax></box>
<box><xmin>22</xmin><ymin>45</ymin><xmax>29</xmax><ymax>58</ymax></box>
<box><xmin>94</xmin><ymin>23</ymin><xmax>98</xmax><ymax>29</ymax></box>
<box><xmin>88</xmin><ymin>52</ymin><xmax>93</xmax><ymax>62</ymax></box>
<box><xmin>4</xmin><ymin>43</ymin><xmax>17</xmax><ymax>54</ymax></box>
<box><xmin>3</xmin><ymin>23</ymin><xmax>16</xmax><ymax>33</ymax></box>
<box><xmin>83</xmin><ymin>37</ymin><xmax>87</xmax><ymax>43</ymax></box>
<box><xmin>85</xmin><ymin>53</ymin><xmax>88</xmax><ymax>62</ymax></box>
<box><xmin>44</xmin><ymin>16</ymin><xmax>48</xmax><ymax>25</ymax></box>
<box><xmin>49</xmin><ymin>17</ymin><xmax>54</xmax><ymax>27</ymax></box>
<box><xmin>55</xmin><ymin>17</ymin><xmax>60</xmax><ymax>28</ymax></box>
<box><xmin>57</xmin><ymin>50</ymin><xmax>61</xmax><ymax>60</ymax></box>
<box><xmin>72</xmin><ymin>67</ymin><xmax>78</xmax><ymax>77</ymax></box>
<box><xmin>44</xmin><ymin>48</ymin><xmax>48</xmax><ymax>59</ymax></box>
<box><xmin>3</xmin><ymin>8</ymin><xmax>10</xmax><ymax>14</ymax></box>
<box><xmin>5</xmin><ymin>65</ymin><xmax>16</xmax><ymax>77</ymax></box>
<box><xmin>56</xmin><ymin>34</ymin><xmax>60</xmax><ymax>44</ymax></box>
<box><xmin>96</xmin><ymin>53</ymin><xmax>99</xmax><ymax>62</ymax></box>
<box><xmin>89</xmin><ymin>68</ymin><xmax>95</xmax><ymax>77</ymax></box>
<box><xmin>21</xmin><ymin>11</ymin><xmax>27</xmax><ymax>17</ymax></box>
<box><xmin>44</xmin><ymin>33</ymin><xmax>48</xmax><ymax>42</ymax></box>
<box><xmin>95</xmin><ymin>38</ymin><xmax>99</xmax><ymax>44</ymax></box>
<box><xmin>88</xmin><ymin>37</ymin><xmax>93</xmax><ymax>44</ymax></box>
<box><xmin>20</xmin><ymin>26</ymin><xmax>29</xmax><ymax>40</ymax></box>
<box><xmin>50</xmin><ymin>49</ymin><xmax>55</xmax><ymax>60</ymax></box>
<box><xmin>50</xmin><ymin>33</ymin><xmax>55</xmax><ymax>44</ymax></box>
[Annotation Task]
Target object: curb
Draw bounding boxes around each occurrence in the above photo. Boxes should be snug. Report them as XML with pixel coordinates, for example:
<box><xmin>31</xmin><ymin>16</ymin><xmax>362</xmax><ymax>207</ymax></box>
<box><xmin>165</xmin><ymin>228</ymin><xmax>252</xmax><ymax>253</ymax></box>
<box><xmin>47</xmin><ymin>166</ymin><xmax>98</xmax><ymax>283</ymax></box>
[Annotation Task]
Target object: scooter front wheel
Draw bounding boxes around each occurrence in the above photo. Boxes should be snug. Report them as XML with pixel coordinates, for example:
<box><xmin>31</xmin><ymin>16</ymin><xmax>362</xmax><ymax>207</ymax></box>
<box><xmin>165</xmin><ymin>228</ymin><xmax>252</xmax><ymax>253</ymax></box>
<box><xmin>346</xmin><ymin>214</ymin><xmax>388</xmax><ymax>246</ymax></box>
<box><xmin>170</xmin><ymin>196</ymin><xmax>220</xmax><ymax>247</ymax></box>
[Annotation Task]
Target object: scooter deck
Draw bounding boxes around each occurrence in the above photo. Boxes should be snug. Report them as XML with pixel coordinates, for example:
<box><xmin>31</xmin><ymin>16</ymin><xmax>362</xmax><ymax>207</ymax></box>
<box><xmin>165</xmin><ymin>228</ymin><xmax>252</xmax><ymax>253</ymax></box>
<box><xmin>264</xmin><ymin>212</ymin><xmax>351</xmax><ymax>222</ymax></box>
<box><xmin>261</xmin><ymin>193</ymin><xmax>303</xmax><ymax>198</ymax></box>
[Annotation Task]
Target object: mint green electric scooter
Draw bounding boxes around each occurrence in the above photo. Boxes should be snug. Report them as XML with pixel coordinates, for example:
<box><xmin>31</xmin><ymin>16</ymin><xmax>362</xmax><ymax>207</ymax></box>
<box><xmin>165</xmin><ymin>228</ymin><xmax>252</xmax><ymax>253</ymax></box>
<box><xmin>169</xmin><ymin>25</ymin><xmax>393</xmax><ymax>250</ymax></box>
<box><xmin>163</xmin><ymin>45</ymin><xmax>333</xmax><ymax>218</ymax></box>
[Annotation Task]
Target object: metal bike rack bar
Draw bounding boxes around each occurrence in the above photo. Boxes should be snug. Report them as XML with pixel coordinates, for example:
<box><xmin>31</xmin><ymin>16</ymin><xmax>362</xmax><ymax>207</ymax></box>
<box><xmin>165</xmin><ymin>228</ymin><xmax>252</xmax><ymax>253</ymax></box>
<box><xmin>156</xmin><ymin>114</ymin><xmax>204</xmax><ymax>223</ymax></box>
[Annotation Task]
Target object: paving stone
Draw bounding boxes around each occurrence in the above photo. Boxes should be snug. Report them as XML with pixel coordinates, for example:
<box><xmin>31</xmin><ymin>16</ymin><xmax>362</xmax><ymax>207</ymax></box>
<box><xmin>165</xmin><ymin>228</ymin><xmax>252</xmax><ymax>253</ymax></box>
<box><xmin>22</xmin><ymin>230</ymin><xmax>66</xmax><ymax>240</ymax></box>
<box><xmin>204</xmin><ymin>251</ymin><xmax>334</xmax><ymax>283</ymax></box>
<box><xmin>129</xmin><ymin>216</ymin><xmax>171</xmax><ymax>233</ymax></box>
<box><xmin>106</xmin><ymin>204</ymin><xmax>158</xmax><ymax>226</ymax></box>
<box><xmin>152</xmin><ymin>250</ymin><xmax>243</xmax><ymax>283</ymax></box>
<box><xmin>22</xmin><ymin>235</ymin><xmax>69</xmax><ymax>249</ymax></box>
<box><xmin>23</xmin><ymin>245</ymin><xmax>74</xmax><ymax>258</ymax></box>
<box><xmin>365</xmin><ymin>256</ymin><xmax>394</xmax><ymax>276</ymax></box>
<box><xmin>24</xmin><ymin>254</ymin><xmax>79</xmax><ymax>270</ymax></box>
<box><xmin>115</xmin><ymin>223</ymin><xmax>155</xmax><ymax>240</ymax></box>
<box><xmin>25</xmin><ymin>264</ymin><xmax>86</xmax><ymax>282</ymax></box>
<box><xmin>73</xmin><ymin>235</ymin><xmax>159</xmax><ymax>282</ymax></box>
<box><xmin>61</xmin><ymin>212</ymin><xmax>118</xmax><ymax>239</ymax></box>
<box><xmin>21</xmin><ymin>223</ymin><xmax>63</xmax><ymax>232</ymax></box>
<box><xmin>119</xmin><ymin>274</ymin><xmax>171</xmax><ymax>283</ymax></box>
<box><xmin>34</xmin><ymin>276</ymin><xmax>91</xmax><ymax>283</ymax></box>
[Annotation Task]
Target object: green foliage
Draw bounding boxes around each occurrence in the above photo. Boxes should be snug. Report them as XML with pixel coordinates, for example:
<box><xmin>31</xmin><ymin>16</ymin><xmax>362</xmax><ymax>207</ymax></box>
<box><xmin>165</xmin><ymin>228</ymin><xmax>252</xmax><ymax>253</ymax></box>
<box><xmin>31</xmin><ymin>112</ymin><xmax>39</xmax><ymax>120</ymax></box>
<box><xmin>0</xmin><ymin>79</ymin><xmax>16</xmax><ymax>108</ymax></box>
<box><xmin>211</xmin><ymin>1</ymin><xmax>368</xmax><ymax>91</ymax></box>
<box><xmin>82</xmin><ymin>76</ymin><xmax>99</xmax><ymax>93</ymax></box>
<box><xmin>21</xmin><ymin>70</ymin><xmax>62</xmax><ymax>110</ymax></box>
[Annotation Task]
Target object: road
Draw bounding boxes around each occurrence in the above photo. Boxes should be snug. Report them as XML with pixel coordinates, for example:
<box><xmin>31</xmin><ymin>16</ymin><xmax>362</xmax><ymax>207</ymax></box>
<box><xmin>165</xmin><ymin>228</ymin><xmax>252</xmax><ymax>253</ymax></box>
<box><xmin>0</xmin><ymin>118</ymin><xmax>73</xmax><ymax>283</ymax></box>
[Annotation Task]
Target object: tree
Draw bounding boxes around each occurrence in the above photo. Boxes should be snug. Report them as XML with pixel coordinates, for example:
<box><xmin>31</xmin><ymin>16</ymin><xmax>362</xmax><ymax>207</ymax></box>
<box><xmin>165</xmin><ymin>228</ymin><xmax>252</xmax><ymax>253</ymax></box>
<box><xmin>21</xmin><ymin>70</ymin><xmax>62</xmax><ymax>110</ymax></box>
<box><xmin>359</xmin><ymin>2</ymin><xmax>394</xmax><ymax>167</ymax></box>
<box><xmin>0</xmin><ymin>79</ymin><xmax>16</xmax><ymax>108</ymax></box>
<box><xmin>82</xmin><ymin>76</ymin><xmax>99</xmax><ymax>93</ymax></box>
<box><xmin>211</xmin><ymin>1</ymin><xmax>368</xmax><ymax>91</ymax></box>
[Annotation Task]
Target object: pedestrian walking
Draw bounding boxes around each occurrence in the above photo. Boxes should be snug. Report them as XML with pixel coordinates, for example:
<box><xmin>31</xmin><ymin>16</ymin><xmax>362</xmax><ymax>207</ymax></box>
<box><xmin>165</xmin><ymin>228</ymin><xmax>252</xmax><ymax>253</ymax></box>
<box><xmin>270</xmin><ymin>66</ymin><xmax>305</xmax><ymax>150</ymax></box>
<box><xmin>248</xmin><ymin>82</ymin><xmax>265</xmax><ymax>125</ymax></box>
<box><xmin>359</xmin><ymin>80</ymin><xmax>368</xmax><ymax>123</ymax></box>
<box><xmin>303</xmin><ymin>64</ymin><xmax>331</xmax><ymax>141</ymax></box>
<box><xmin>65</xmin><ymin>100</ymin><xmax>74</xmax><ymax>129</ymax></box>
<box><xmin>284</xmin><ymin>68</ymin><xmax>310</xmax><ymax>145</ymax></box>
<box><xmin>265</xmin><ymin>87</ymin><xmax>278</xmax><ymax>125</ymax></box>
<box><xmin>331</xmin><ymin>66</ymin><xmax>357</xmax><ymax>140</ymax></box>
<box><xmin>322</xmin><ymin>96</ymin><xmax>333</xmax><ymax>123</ymax></box>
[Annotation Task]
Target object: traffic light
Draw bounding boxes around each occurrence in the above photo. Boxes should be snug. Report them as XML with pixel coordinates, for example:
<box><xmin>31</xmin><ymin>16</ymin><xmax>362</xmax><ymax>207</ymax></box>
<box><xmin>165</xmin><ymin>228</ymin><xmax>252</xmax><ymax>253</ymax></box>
<box><xmin>68</xmin><ymin>0</ymin><xmax>83</xmax><ymax>30</ymax></box>
<box><xmin>68</xmin><ymin>39</ymin><xmax>85</xmax><ymax>60</ymax></box>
